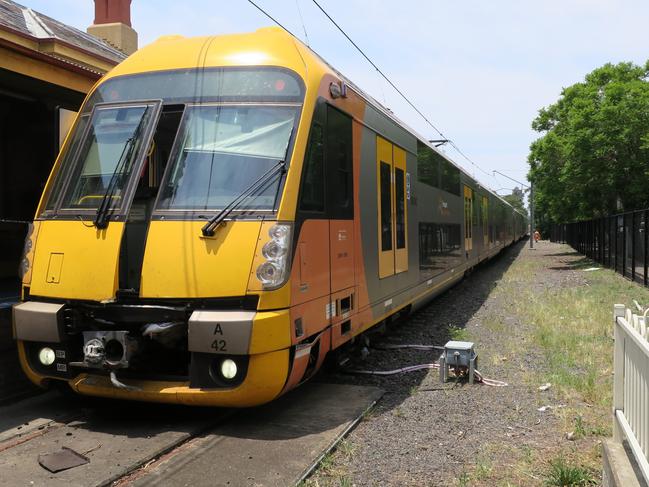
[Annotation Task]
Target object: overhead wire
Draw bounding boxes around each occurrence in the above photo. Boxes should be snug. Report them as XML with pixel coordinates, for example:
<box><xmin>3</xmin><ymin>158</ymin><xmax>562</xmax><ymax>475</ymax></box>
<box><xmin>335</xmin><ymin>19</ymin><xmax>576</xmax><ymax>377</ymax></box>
<box><xmin>247</xmin><ymin>0</ymin><xmax>300</xmax><ymax>39</ymax></box>
<box><xmin>246</xmin><ymin>0</ymin><xmax>495</xmax><ymax>183</ymax></box>
<box><xmin>308</xmin><ymin>0</ymin><xmax>445</xmax><ymax>138</ymax></box>
<box><xmin>308</xmin><ymin>0</ymin><xmax>495</xmax><ymax>181</ymax></box>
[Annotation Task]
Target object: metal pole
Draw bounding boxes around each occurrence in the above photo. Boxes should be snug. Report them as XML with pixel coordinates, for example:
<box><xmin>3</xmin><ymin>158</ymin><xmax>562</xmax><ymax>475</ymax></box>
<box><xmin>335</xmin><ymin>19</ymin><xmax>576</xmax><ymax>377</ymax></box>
<box><xmin>632</xmin><ymin>212</ymin><xmax>636</xmax><ymax>282</ymax></box>
<box><xmin>642</xmin><ymin>210</ymin><xmax>649</xmax><ymax>286</ymax></box>
<box><xmin>529</xmin><ymin>182</ymin><xmax>534</xmax><ymax>249</ymax></box>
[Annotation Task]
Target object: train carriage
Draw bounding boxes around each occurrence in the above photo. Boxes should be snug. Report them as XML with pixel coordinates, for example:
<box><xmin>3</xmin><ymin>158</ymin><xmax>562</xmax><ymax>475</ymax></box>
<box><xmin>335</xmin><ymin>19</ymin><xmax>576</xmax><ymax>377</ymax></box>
<box><xmin>13</xmin><ymin>28</ymin><xmax>526</xmax><ymax>406</ymax></box>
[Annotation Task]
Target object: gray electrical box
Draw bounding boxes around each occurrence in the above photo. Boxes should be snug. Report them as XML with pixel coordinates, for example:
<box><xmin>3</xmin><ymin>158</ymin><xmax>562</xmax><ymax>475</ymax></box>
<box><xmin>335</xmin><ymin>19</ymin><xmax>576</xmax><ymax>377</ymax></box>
<box><xmin>439</xmin><ymin>340</ymin><xmax>478</xmax><ymax>384</ymax></box>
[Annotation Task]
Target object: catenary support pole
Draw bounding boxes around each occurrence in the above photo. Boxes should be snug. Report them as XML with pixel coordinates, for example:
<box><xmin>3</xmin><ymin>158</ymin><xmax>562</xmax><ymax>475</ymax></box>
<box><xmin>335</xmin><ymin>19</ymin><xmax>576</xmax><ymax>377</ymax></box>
<box><xmin>530</xmin><ymin>182</ymin><xmax>534</xmax><ymax>249</ymax></box>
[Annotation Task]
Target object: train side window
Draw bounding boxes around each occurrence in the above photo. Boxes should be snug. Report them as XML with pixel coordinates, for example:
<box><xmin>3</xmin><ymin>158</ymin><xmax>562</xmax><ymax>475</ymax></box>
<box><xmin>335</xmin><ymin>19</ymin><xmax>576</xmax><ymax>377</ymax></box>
<box><xmin>440</xmin><ymin>159</ymin><xmax>460</xmax><ymax>196</ymax></box>
<box><xmin>418</xmin><ymin>222</ymin><xmax>462</xmax><ymax>278</ymax></box>
<box><xmin>380</xmin><ymin>161</ymin><xmax>392</xmax><ymax>251</ymax></box>
<box><xmin>395</xmin><ymin>167</ymin><xmax>406</xmax><ymax>249</ymax></box>
<box><xmin>416</xmin><ymin>141</ymin><xmax>439</xmax><ymax>188</ymax></box>
<box><xmin>326</xmin><ymin>105</ymin><xmax>353</xmax><ymax>219</ymax></box>
<box><xmin>299</xmin><ymin>122</ymin><xmax>325</xmax><ymax>212</ymax></box>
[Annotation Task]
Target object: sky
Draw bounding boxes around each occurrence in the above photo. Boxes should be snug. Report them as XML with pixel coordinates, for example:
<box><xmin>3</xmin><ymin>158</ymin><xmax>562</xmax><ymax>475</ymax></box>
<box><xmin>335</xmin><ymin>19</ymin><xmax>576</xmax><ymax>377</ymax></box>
<box><xmin>25</xmin><ymin>0</ymin><xmax>649</xmax><ymax>202</ymax></box>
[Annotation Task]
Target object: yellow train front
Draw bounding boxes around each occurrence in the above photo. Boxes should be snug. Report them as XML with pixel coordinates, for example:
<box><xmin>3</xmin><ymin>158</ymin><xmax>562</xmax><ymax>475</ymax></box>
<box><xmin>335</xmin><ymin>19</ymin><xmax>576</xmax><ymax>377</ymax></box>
<box><xmin>13</xmin><ymin>28</ymin><xmax>526</xmax><ymax>407</ymax></box>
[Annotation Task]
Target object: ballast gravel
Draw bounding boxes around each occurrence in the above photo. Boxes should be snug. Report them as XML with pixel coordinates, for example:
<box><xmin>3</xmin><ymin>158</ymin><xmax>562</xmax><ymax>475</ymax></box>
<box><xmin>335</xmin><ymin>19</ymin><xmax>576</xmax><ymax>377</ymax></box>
<box><xmin>308</xmin><ymin>240</ymin><xmax>586</xmax><ymax>486</ymax></box>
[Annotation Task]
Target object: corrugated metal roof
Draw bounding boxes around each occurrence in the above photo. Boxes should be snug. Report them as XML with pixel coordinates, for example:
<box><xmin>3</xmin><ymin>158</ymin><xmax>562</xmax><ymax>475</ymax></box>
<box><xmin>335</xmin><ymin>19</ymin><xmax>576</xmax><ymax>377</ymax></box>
<box><xmin>0</xmin><ymin>0</ymin><xmax>126</xmax><ymax>64</ymax></box>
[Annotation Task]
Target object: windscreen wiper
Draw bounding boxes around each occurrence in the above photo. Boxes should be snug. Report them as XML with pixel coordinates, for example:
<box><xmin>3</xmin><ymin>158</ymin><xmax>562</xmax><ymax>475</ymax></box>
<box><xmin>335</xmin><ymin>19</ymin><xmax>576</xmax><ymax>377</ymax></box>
<box><xmin>201</xmin><ymin>159</ymin><xmax>286</xmax><ymax>237</ymax></box>
<box><xmin>94</xmin><ymin>115</ymin><xmax>146</xmax><ymax>229</ymax></box>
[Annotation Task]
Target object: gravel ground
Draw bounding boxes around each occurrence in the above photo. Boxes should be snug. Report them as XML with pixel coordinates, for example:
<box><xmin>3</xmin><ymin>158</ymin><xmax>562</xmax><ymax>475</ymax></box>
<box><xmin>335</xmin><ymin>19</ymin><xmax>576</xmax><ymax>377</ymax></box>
<box><xmin>308</xmin><ymin>240</ymin><xmax>590</xmax><ymax>487</ymax></box>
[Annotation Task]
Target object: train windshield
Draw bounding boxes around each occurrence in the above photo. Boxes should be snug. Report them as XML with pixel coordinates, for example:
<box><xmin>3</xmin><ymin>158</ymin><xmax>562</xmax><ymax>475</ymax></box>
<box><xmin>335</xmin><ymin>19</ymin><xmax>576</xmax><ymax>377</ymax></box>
<box><xmin>41</xmin><ymin>67</ymin><xmax>304</xmax><ymax>218</ymax></box>
<box><xmin>53</xmin><ymin>103</ymin><xmax>158</xmax><ymax>212</ymax></box>
<box><xmin>157</xmin><ymin>104</ymin><xmax>298</xmax><ymax>211</ymax></box>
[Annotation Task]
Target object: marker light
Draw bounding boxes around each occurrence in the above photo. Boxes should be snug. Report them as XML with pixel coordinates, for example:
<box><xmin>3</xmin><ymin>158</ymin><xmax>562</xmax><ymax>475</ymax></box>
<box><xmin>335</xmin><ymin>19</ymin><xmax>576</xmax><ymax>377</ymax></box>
<box><xmin>255</xmin><ymin>223</ymin><xmax>292</xmax><ymax>289</ymax></box>
<box><xmin>220</xmin><ymin>359</ymin><xmax>238</xmax><ymax>380</ymax></box>
<box><xmin>38</xmin><ymin>347</ymin><xmax>55</xmax><ymax>366</ymax></box>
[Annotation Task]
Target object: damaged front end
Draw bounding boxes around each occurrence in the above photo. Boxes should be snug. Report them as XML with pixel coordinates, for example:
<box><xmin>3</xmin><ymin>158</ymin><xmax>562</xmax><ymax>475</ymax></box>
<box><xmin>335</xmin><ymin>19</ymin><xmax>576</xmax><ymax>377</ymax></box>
<box><xmin>13</xmin><ymin>301</ymin><xmax>251</xmax><ymax>393</ymax></box>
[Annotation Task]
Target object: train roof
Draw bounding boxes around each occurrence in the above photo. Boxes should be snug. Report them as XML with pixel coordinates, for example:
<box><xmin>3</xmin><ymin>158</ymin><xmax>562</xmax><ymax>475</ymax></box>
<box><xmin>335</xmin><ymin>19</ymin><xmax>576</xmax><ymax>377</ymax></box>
<box><xmin>102</xmin><ymin>27</ymin><xmax>527</xmax><ymax>220</ymax></box>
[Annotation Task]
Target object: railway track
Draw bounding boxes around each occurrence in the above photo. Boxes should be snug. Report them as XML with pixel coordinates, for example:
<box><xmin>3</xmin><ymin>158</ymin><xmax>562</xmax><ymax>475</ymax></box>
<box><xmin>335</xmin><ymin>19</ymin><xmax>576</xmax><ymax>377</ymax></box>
<box><xmin>0</xmin><ymin>382</ymin><xmax>382</xmax><ymax>486</ymax></box>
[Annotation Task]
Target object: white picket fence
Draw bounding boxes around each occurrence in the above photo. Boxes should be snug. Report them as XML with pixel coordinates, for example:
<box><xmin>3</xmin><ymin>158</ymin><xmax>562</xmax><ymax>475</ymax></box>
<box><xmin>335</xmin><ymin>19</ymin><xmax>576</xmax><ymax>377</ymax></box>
<box><xmin>613</xmin><ymin>303</ymin><xmax>649</xmax><ymax>482</ymax></box>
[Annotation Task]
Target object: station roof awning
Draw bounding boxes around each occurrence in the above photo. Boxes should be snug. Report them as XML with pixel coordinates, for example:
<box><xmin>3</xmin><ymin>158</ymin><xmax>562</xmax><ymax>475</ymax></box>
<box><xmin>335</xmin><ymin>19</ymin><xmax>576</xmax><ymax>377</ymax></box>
<box><xmin>0</xmin><ymin>0</ymin><xmax>126</xmax><ymax>92</ymax></box>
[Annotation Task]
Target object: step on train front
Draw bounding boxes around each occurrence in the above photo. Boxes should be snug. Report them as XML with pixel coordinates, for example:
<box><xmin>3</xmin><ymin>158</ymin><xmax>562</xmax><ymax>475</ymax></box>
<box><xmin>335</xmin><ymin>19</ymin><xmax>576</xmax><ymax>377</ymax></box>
<box><xmin>12</xmin><ymin>28</ymin><xmax>527</xmax><ymax>407</ymax></box>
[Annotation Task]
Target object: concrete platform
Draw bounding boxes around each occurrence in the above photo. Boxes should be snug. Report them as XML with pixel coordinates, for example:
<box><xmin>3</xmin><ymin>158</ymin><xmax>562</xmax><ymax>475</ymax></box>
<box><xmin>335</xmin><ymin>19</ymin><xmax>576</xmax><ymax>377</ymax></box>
<box><xmin>130</xmin><ymin>383</ymin><xmax>383</xmax><ymax>487</ymax></box>
<box><xmin>0</xmin><ymin>392</ymin><xmax>75</xmax><ymax>444</ymax></box>
<box><xmin>0</xmin><ymin>396</ymin><xmax>231</xmax><ymax>487</ymax></box>
<box><xmin>0</xmin><ymin>382</ymin><xmax>382</xmax><ymax>487</ymax></box>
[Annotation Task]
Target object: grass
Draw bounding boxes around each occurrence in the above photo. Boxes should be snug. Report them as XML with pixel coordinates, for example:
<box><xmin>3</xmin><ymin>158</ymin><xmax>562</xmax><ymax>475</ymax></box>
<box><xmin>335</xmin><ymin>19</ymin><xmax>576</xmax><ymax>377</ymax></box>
<box><xmin>521</xmin><ymin>444</ymin><xmax>534</xmax><ymax>464</ymax></box>
<box><xmin>337</xmin><ymin>439</ymin><xmax>356</xmax><ymax>459</ymax></box>
<box><xmin>458</xmin><ymin>243</ymin><xmax>649</xmax><ymax>485</ymax></box>
<box><xmin>457</xmin><ymin>471</ymin><xmax>470</xmax><ymax>487</ymax></box>
<box><xmin>504</xmin><ymin>260</ymin><xmax>649</xmax><ymax>406</ymax></box>
<box><xmin>307</xmin><ymin>243</ymin><xmax>648</xmax><ymax>486</ymax></box>
<box><xmin>491</xmin><ymin>246</ymin><xmax>649</xmax><ymax>408</ymax></box>
<box><xmin>545</xmin><ymin>456</ymin><xmax>594</xmax><ymax>486</ymax></box>
<box><xmin>474</xmin><ymin>453</ymin><xmax>494</xmax><ymax>480</ymax></box>
<box><xmin>302</xmin><ymin>440</ymin><xmax>357</xmax><ymax>486</ymax></box>
<box><xmin>319</xmin><ymin>451</ymin><xmax>335</xmax><ymax>472</ymax></box>
<box><xmin>361</xmin><ymin>406</ymin><xmax>377</xmax><ymax>422</ymax></box>
<box><xmin>573</xmin><ymin>416</ymin><xmax>586</xmax><ymax>439</ymax></box>
<box><xmin>448</xmin><ymin>324</ymin><xmax>470</xmax><ymax>341</ymax></box>
<box><xmin>338</xmin><ymin>477</ymin><xmax>352</xmax><ymax>487</ymax></box>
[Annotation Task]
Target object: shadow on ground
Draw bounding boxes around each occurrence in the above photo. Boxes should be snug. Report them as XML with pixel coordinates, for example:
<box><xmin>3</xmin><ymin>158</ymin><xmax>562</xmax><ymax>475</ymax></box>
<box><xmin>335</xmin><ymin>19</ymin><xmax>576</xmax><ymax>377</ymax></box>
<box><xmin>548</xmin><ymin>256</ymin><xmax>596</xmax><ymax>271</ymax></box>
<box><xmin>316</xmin><ymin>239</ymin><xmax>527</xmax><ymax>420</ymax></box>
<box><xmin>545</xmin><ymin>251</ymin><xmax>582</xmax><ymax>257</ymax></box>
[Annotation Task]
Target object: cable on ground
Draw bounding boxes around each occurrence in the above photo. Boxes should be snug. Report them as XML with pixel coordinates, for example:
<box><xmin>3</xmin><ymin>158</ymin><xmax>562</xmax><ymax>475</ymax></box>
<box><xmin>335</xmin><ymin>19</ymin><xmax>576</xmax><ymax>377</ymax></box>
<box><xmin>344</xmin><ymin>343</ymin><xmax>508</xmax><ymax>387</ymax></box>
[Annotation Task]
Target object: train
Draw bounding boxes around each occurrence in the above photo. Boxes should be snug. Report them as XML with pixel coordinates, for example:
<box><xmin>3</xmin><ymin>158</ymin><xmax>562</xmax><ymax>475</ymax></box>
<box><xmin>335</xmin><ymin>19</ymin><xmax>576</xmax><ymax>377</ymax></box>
<box><xmin>12</xmin><ymin>27</ymin><xmax>527</xmax><ymax>407</ymax></box>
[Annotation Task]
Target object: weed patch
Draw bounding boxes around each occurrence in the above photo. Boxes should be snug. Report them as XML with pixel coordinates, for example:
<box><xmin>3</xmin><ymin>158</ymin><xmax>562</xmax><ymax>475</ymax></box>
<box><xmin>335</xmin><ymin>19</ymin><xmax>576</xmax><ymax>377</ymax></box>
<box><xmin>545</xmin><ymin>456</ymin><xmax>594</xmax><ymax>486</ymax></box>
<box><xmin>448</xmin><ymin>325</ymin><xmax>469</xmax><ymax>341</ymax></box>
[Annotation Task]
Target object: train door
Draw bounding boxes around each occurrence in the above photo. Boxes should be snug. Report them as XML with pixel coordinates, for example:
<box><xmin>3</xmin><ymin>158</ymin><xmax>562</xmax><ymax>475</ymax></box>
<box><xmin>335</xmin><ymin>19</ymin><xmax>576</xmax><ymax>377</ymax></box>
<box><xmin>377</xmin><ymin>136</ymin><xmax>408</xmax><ymax>278</ymax></box>
<box><xmin>326</xmin><ymin>105</ymin><xmax>355</xmax><ymax>295</ymax></box>
<box><xmin>464</xmin><ymin>185</ymin><xmax>473</xmax><ymax>253</ymax></box>
<box><xmin>482</xmin><ymin>195</ymin><xmax>489</xmax><ymax>249</ymax></box>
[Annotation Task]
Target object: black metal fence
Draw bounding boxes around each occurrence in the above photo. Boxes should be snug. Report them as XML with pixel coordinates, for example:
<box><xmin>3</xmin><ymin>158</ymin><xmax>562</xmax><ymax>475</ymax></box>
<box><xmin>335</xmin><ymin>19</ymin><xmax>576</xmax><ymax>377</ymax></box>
<box><xmin>550</xmin><ymin>209</ymin><xmax>649</xmax><ymax>286</ymax></box>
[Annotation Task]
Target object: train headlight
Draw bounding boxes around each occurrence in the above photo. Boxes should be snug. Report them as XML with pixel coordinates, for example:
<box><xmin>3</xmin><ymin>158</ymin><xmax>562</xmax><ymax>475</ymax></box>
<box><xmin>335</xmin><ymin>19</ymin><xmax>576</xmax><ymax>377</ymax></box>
<box><xmin>255</xmin><ymin>223</ymin><xmax>292</xmax><ymax>289</ymax></box>
<box><xmin>261</xmin><ymin>240</ymin><xmax>287</xmax><ymax>260</ymax></box>
<box><xmin>256</xmin><ymin>261</ymin><xmax>281</xmax><ymax>283</ymax></box>
<box><xmin>38</xmin><ymin>347</ymin><xmax>55</xmax><ymax>366</ymax></box>
<box><xmin>220</xmin><ymin>359</ymin><xmax>238</xmax><ymax>380</ymax></box>
<box><xmin>268</xmin><ymin>224</ymin><xmax>290</xmax><ymax>240</ymax></box>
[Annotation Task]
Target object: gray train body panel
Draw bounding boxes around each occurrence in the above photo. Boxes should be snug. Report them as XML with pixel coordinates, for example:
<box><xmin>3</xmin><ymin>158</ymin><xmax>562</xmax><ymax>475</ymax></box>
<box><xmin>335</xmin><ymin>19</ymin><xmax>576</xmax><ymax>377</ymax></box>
<box><xmin>355</xmin><ymin>98</ymin><xmax>525</xmax><ymax>321</ymax></box>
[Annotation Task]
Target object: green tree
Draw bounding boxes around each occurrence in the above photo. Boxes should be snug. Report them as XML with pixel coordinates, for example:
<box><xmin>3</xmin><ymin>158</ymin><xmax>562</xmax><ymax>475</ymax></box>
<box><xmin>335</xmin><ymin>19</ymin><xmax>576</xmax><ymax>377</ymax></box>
<box><xmin>503</xmin><ymin>187</ymin><xmax>528</xmax><ymax>217</ymax></box>
<box><xmin>528</xmin><ymin>61</ymin><xmax>649</xmax><ymax>228</ymax></box>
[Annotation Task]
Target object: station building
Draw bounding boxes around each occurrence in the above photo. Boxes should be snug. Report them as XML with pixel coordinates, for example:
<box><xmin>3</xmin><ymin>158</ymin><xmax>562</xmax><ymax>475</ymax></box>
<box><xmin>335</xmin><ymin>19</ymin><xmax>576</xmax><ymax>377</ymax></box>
<box><xmin>0</xmin><ymin>0</ymin><xmax>136</xmax><ymax>299</ymax></box>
